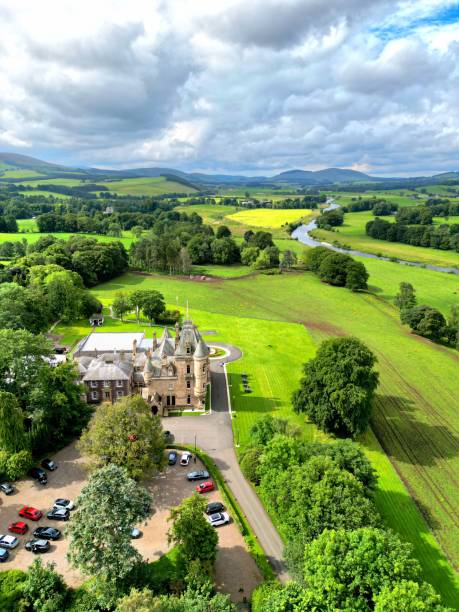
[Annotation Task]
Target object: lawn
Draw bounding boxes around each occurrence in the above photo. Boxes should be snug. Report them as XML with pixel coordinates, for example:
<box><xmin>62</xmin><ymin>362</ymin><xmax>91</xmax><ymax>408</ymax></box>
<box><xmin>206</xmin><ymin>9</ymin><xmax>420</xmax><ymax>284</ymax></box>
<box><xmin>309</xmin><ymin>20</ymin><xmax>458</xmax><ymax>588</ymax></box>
<box><xmin>226</xmin><ymin>208</ymin><xmax>313</xmax><ymax>229</ymax></box>
<box><xmin>80</xmin><ymin>269</ymin><xmax>459</xmax><ymax>606</ymax></box>
<box><xmin>312</xmin><ymin>210</ymin><xmax>459</xmax><ymax>268</ymax></box>
<box><xmin>99</xmin><ymin>177</ymin><xmax>197</xmax><ymax>196</ymax></box>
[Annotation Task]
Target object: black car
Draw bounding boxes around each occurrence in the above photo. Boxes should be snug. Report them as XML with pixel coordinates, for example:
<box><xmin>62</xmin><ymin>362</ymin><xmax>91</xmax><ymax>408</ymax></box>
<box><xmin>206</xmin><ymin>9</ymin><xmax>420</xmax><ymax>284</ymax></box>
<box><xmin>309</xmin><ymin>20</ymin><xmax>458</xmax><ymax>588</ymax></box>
<box><xmin>0</xmin><ymin>482</ymin><xmax>14</xmax><ymax>495</ymax></box>
<box><xmin>41</xmin><ymin>458</ymin><xmax>58</xmax><ymax>471</ymax></box>
<box><xmin>28</xmin><ymin>467</ymin><xmax>47</xmax><ymax>485</ymax></box>
<box><xmin>205</xmin><ymin>501</ymin><xmax>225</xmax><ymax>515</ymax></box>
<box><xmin>0</xmin><ymin>548</ymin><xmax>9</xmax><ymax>562</ymax></box>
<box><xmin>33</xmin><ymin>527</ymin><xmax>61</xmax><ymax>541</ymax></box>
<box><xmin>186</xmin><ymin>470</ymin><xmax>209</xmax><ymax>481</ymax></box>
<box><xmin>46</xmin><ymin>507</ymin><xmax>70</xmax><ymax>521</ymax></box>
<box><xmin>25</xmin><ymin>539</ymin><xmax>50</xmax><ymax>554</ymax></box>
<box><xmin>168</xmin><ymin>451</ymin><xmax>177</xmax><ymax>465</ymax></box>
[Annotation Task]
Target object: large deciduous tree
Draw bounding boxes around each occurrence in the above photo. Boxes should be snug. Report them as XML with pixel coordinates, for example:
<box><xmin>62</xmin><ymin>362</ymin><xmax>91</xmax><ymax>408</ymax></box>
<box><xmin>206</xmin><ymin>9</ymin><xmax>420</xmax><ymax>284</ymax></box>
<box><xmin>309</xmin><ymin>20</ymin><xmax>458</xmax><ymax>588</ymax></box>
<box><xmin>168</xmin><ymin>494</ymin><xmax>218</xmax><ymax>567</ymax></box>
<box><xmin>293</xmin><ymin>337</ymin><xmax>378</xmax><ymax>436</ymax></box>
<box><xmin>139</xmin><ymin>290</ymin><xmax>166</xmax><ymax>326</ymax></box>
<box><xmin>111</xmin><ymin>291</ymin><xmax>132</xmax><ymax>321</ymax></box>
<box><xmin>0</xmin><ymin>391</ymin><xmax>28</xmax><ymax>454</ymax></box>
<box><xmin>78</xmin><ymin>396</ymin><xmax>164</xmax><ymax>479</ymax></box>
<box><xmin>374</xmin><ymin>580</ymin><xmax>452</xmax><ymax>612</ymax></box>
<box><xmin>303</xmin><ymin>528</ymin><xmax>420</xmax><ymax>611</ymax></box>
<box><xmin>67</xmin><ymin>464</ymin><xmax>152</xmax><ymax>581</ymax></box>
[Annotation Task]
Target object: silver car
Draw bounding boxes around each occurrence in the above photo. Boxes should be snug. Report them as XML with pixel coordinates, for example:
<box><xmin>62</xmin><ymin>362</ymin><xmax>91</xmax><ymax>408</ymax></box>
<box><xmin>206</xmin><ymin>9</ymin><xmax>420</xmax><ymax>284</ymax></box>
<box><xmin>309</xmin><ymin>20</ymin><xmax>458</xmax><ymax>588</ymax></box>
<box><xmin>0</xmin><ymin>534</ymin><xmax>19</xmax><ymax>549</ymax></box>
<box><xmin>206</xmin><ymin>512</ymin><xmax>230</xmax><ymax>528</ymax></box>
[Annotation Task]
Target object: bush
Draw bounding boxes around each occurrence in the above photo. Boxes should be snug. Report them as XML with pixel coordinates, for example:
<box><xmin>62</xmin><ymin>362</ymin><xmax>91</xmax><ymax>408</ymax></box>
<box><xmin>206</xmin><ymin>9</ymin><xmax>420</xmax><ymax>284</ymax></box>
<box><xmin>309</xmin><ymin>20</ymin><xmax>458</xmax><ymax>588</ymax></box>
<box><xmin>0</xmin><ymin>569</ymin><xmax>27</xmax><ymax>611</ymax></box>
<box><xmin>240</xmin><ymin>447</ymin><xmax>263</xmax><ymax>484</ymax></box>
<box><xmin>6</xmin><ymin>449</ymin><xmax>33</xmax><ymax>480</ymax></box>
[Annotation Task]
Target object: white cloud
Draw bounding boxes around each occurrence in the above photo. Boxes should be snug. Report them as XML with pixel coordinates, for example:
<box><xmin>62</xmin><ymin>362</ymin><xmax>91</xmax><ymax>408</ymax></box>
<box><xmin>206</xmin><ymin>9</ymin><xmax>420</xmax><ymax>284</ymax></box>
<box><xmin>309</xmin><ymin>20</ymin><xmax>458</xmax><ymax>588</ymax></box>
<box><xmin>0</xmin><ymin>0</ymin><xmax>458</xmax><ymax>174</ymax></box>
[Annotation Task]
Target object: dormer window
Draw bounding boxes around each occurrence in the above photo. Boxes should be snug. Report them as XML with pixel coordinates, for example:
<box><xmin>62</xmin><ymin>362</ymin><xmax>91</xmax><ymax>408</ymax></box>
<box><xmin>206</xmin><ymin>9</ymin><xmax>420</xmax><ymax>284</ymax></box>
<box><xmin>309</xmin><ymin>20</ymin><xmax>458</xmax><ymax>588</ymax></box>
<box><xmin>168</xmin><ymin>366</ymin><xmax>174</xmax><ymax>376</ymax></box>
<box><xmin>186</xmin><ymin>345</ymin><xmax>191</xmax><ymax>354</ymax></box>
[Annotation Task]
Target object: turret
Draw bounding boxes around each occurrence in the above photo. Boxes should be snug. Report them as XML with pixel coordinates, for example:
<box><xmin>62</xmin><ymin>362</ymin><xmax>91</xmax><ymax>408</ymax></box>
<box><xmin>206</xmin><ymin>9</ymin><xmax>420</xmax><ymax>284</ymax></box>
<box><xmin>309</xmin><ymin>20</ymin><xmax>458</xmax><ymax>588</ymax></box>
<box><xmin>153</xmin><ymin>332</ymin><xmax>158</xmax><ymax>350</ymax></box>
<box><xmin>175</xmin><ymin>322</ymin><xmax>180</xmax><ymax>348</ymax></box>
<box><xmin>143</xmin><ymin>358</ymin><xmax>154</xmax><ymax>384</ymax></box>
<box><xmin>193</xmin><ymin>339</ymin><xmax>209</xmax><ymax>403</ymax></box>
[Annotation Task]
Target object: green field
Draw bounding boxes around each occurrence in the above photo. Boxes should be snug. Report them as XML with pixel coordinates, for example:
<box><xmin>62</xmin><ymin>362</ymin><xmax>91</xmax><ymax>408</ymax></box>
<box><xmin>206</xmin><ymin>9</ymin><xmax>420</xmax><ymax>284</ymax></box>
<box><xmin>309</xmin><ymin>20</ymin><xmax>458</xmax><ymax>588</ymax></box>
<box><xmin>226</xmin><ymin>208</ymin><xmax>313</xmax><ymax>229</ymax></box>
<box><xmin>19</xmin><ymin>190</ymin><xmax>71</xmax><ymax>199</ymax></box>
<box><xmin>0</xmin><ymin>169</ymin><xmax>46</xmax><ymax>179</ymax></box>
<box><xmin>64</xmin><ymin>264</ymin><xmax>459</xmax><ymax>606</ymax></box>
<box><xmin>18</xmin><ymin>177</ymin><xmax>84</xmax><ymax>187</ymax></box>
<box><xmin>0</xmin><ymin>231</ymin><xmax>133</xmax><ymax>249</ymax></box>
<box><xmin>313</xmin><ymin>210</ymin><xmax>459</xmax><ymax>268</ymax></box>
<box><xmin>328</xmin><ymin>190</ymin><xmax>428</xmax><ymax>207</ymax></box>
<box><xmin>99</xmin><ymin>177</ymin><xmax>197</xmax><ymax>196</ymax></box>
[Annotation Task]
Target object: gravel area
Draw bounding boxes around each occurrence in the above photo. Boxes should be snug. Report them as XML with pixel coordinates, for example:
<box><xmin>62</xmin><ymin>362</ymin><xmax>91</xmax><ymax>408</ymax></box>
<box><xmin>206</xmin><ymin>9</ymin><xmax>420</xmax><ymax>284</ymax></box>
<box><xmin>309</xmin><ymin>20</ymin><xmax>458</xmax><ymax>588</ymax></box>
<box><xmin>0</xmin><ymin>444</ymin><xmax>262</xmax><ymax>603</ymax></box>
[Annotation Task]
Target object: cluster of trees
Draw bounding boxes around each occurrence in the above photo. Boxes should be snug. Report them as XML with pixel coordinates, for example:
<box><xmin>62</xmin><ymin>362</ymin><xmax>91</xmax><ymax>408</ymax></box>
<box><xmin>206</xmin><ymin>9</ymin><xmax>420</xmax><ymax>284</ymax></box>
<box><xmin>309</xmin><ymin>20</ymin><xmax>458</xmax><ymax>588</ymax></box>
<box><xmin>315</xmin><ymin>207</ymin><xmax>344</xmax><ymax>229</ymax></box>
<box><xmin>303</xmin><ymin>246</ymin><xmax>369</xmax><ymax>291</ymax></box>
<box><xmin>396</xmin><ymin>206</ymin><xmax>434</xmax><ymax>224</ymax></box>
<box><xmin>215</xmin><ymin>194</ymin><xmax>326</xmax><ymax>209</ymax></box>
<box><xmin>366</xmin><ymin>216</ymin><xmax>459</xmax><ymax>251</ymax></box>
<box><xmin>0</xmin><ymin>329</ymin><xmax>91</xmax><ymax>479</ymax></box>
<box><xmin>1</xmin><ymin>234</ymin><xmax>128</xmax><ymax>287</ymax></box>
<box><xmin>293</xmin><ymin>337</ymin><xmax>379</xmax><ymax>436</ymax></box>
<box><xmin>240</xmin><ymin>230</ymin><xmax>283</xmax><ymax>270</ymax></box>
<box><xmin>425</xmin><ymin>197</ymin><xmax>459</xmax><ymax>217</ymax></box>
<box><xmin>111</xmin><ymin>289</ymin><xmax>172</xmax><ymax>326</ymax></box>
<box><xmin>242</xmin><ymin>414</ymin><xmax>448</xmax><ymax>611</ymax></box>
<box><xmin>396</xmin><ymin>282</ymin><xmax>458</xmax><ymax>348</ymax></box>
<box><xmin>343</xmin><ymin>197</ymin><xmax>398</xmax><ymax>215</ymax></box>
<box><xmin>0</xmin><ymin>214</ymin><xmax>18</xmax><ymax>232</ymax></box>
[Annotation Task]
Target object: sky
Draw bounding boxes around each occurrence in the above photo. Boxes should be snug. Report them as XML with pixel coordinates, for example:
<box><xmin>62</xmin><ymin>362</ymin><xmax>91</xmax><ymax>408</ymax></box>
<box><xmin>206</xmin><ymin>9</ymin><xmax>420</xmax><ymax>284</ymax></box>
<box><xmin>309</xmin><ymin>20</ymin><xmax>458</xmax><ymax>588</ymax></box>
<box><xmin>0</xmin><ymin>0</ymin><xmax>458</xmax><ymax>176</ymax></box>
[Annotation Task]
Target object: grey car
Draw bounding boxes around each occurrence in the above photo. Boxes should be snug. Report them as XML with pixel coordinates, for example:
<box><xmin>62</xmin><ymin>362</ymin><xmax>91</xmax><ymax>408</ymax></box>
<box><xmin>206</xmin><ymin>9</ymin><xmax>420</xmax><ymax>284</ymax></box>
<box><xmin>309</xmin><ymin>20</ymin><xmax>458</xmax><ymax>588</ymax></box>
<box><xmin>186</xmin><ymin>470</ymin><xmax>209</xmax><ymax>481</ymax></box>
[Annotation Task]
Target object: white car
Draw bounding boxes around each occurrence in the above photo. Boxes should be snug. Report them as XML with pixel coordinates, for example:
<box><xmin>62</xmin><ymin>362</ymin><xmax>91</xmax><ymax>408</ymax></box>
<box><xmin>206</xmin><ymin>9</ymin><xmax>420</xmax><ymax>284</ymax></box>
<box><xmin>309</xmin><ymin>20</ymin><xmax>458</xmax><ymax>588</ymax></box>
<box><xmin>206</xmin><ymin>512</ymin><xmax>230</xmax><ymax>527</ymax></box>
<box><xmin>180</xmin><ymin>451</ymin><xmax>192</xmax><ymax>466</ymax></box>
<box><xmin>53</xmin><ymin>498</ymin><xmax>74</xmax><ymax>511</ymax></box>
<box><xmin>0</xmin><ymin>534</ymin><xmax>19</xmax><ymax>549</ymax></box>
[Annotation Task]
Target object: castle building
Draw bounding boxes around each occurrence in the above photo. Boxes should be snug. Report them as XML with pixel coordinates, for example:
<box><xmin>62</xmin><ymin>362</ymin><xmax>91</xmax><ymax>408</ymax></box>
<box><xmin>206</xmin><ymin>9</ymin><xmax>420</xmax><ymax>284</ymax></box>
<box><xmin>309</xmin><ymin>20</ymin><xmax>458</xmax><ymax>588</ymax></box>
<box><xmin>74</xmin><ymin>320</ymin><xmax>210</xmax><ymax>415</ymax></box>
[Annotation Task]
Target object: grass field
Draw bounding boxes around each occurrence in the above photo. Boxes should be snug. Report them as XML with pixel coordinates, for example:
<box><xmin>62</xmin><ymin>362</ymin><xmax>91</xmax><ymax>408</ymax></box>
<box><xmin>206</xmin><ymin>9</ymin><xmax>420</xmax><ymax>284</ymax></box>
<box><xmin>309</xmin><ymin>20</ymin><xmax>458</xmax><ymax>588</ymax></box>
<box><xmin>73</xmin><ymin>267</ymin><xmax>459</xmax><ymax>606</ymax></box>
<box><xmin>18</xmin><ymin>177</ymin><xmax>84</xmax><ymax>187</ymax></box>
<box><xmin>226</xmin><ymin>208</ymin><xmax>313</xmax><ymax>229</ymax></box>
<box><xmin>19</xmin><ymin>190</ymin><xmax>71</xmax><ymax>199</ymax></box>
<box><xmin>328</xmin><ymin>190</ymin><xmax>428</xmax><ymax>207</ymax></box>
<box><xmin>0</xmin><ymin>169</ymin><xmax>46</xmax><ymax>179</ymax></box>
<box><xmin>99</xmin><ymin>177</ymin><xmax>197</xmax><ymax>196</ymax></box>
<box><xmin>312</xmin><ymin>210</ymin><xmax>459</xmax><ymax>268</ymax></box>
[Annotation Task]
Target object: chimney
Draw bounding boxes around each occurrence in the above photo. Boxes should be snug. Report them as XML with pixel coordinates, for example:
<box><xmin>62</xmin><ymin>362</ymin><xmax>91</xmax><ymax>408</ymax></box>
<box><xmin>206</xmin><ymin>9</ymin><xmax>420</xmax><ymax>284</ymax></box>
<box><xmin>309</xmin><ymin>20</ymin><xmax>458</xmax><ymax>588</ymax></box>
<box><xmin>153</xmin><ymin>332</ymin><xmax>158</xmax><ymax>350</ymax></box>
<box><xmin>175</xmin><ymin>322</ymin><xmax>180</xmax><ymax>348</ymax></box>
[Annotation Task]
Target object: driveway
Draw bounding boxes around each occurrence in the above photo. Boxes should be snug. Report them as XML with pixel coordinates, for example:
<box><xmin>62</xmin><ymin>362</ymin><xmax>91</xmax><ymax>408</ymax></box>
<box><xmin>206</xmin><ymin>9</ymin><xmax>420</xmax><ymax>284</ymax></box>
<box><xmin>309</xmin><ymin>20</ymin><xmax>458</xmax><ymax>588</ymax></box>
<box><xmin>166</xmin><ymin>342</ymin><xmax>289</xmax><ymax>582</ymax></box>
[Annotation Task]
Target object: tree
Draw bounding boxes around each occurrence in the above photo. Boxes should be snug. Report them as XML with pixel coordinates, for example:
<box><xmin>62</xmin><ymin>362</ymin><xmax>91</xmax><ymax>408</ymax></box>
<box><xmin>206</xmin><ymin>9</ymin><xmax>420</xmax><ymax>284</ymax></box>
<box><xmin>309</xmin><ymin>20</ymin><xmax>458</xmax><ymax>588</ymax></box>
<box><xmin>280</xmin><ymin>249</ymin><xmax>297</xmax><ymax>270</ymax></box>
<box><xmin>0</xmin><ymin>283</ymin><xmax>50</xmax><ymax>334</ymax></box>
<box><xmin>78</xmin><ymin>396</ymin><xmax>164</xmax><ymax>479</ymax></box>
<box><xmin>303</xmin><ymin>246</ymin><xmax>332</xmax><ymax>272</ymax></box>
<box><xmin>395</xmin><ymin>282</ymin><xmax>417</xmax><ymax>323</ymax></box>
<box><xmin>112</xmin><ymin>292</ymin><xmax>131</xmax><ymax>321</ymax></box>
<box><xmin>318</xmin><ymin>253</ymin><xmax>352</xmax><ymax>286</ymax></box>
<box><xmin>45</xmin><ymin>270</ymin><xmax>85</xmax><ymax>322</ymax></box>
<box><xmin>140</xmin><ymin>290</ymin><xmax>166</xmax><ymax>326</ymax></box>
<box><xmin>240</xmin><ymin>246</ymin><xmax>259</xmax><ymax>266</ymax></box>
<box><xmin>404</xmin><ymin>306</ymin><xmax>447</xmax><ymax>342</ymax></box>
<box><xmin>293</xmin><ymin>337</ymin><xmax>378</xmax><ymax>436</ymax></box>
<box><xmin>216</xmin><ymin>225</ymin><xmax>231</xmax><ymax>238</ymax></box>
<box><xmin>117</xmin><ymin>583</ymin><xmax>236</xmax><ymax>612</ymax></box>
<box><xmin>249</xmin><ymin>414</ymin><xmax>293</xmax><ymax>446</ymax></box>
<box><xmin>107</xmin><ymin>223</ymin><xmax>122</xmax><ymax>237</ymax></box>
<box><xmin>131</xmin><ymin>225</ymin><xmax>144</xmax><ymax>240</ymax></box>
<box><xmin>374</xmin><ymin>580</ymin><xmax>452</xmax><ymax>612</ymax></box>
<box><xmin>253</xmin><ymin>249</ymin><xmax>271</xmax><ymax>269</ymax></box>
<box><xmin>447</xmin><ymin>304</ymin><xmax>459</xmax><ymax>349</ymax></box>
<box><xmin>240</xmin><ymin>446</ymin><xmax>263</xmax><ymax>484</ymax></box>
<box><xmin>345</xmin><ymin>260</ymin><xmax>368</xmax><ymax>291</ymax></box>
<box><xmin>179</xmin><ymin>247</ymin><xmax>192</xmax><ymax>275</ymax></box>
<box><xmin>303</xmin><ymin>528</ymin><xmax>421</xmax><ymax>611</ymax></box>
<box><xmin>187</xmin><ymin>235</ymin><xmax>213</xmax><ymax>264</ymax></box>
<box><xmin>67</xmin><ymin>464</ymin><xmax>152</xmax><ymax>580</ymax></box>
<box><xmin>252</xmin><ymin>582</ymin><xmax>310</xmax><ymax>612</ymax></box>
<box><xmin>22</xmin><ymin>559</ymin><xmax>67</xmax><ymax>612</ymax></box>
<box><xmin>168</xmin><ymin>494</ymin><xmax>218</xmax><ymax>566</ymax></box>
<box><xmin>211</xmin><ymin>237</ymin><xmax>240</xmax><ymax>264</ymax></box>
<box><xmin>129</xmin><ymin>290</ymin><xmax>147</xmax><ymax>324</ymax></box>
<box><xmin>0</xmin><ymin>391</ymin><xmax>28</xmax><ymax>454</ymax></box>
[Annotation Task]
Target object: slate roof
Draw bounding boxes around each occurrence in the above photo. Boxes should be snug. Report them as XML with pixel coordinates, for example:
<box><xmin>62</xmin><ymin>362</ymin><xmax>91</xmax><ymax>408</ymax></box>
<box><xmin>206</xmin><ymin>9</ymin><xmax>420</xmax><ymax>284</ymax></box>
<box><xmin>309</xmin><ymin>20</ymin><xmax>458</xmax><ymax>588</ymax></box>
<box><xmin>82</xmin><ymin>358</ymin><xmax>133</xmax><ymax>381</ymax></box>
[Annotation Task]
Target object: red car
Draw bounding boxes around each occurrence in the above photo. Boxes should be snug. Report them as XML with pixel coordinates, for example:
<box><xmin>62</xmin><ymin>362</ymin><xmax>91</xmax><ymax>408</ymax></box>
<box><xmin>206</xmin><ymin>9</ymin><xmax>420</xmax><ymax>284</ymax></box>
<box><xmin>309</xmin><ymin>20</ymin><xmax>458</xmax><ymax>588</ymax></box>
<box><xmin>196</xmin><ymin>481</ymin><xmax>215</xmax><ymax>494</ymax></box>
<box><xmin>8</xmin><ymin>521</ymin><xmax>28</xmax><ymax>535</ymax></box>
<box><xmin>19</xmin><ymin>506</ymin><xmax>42</xmax><ymax>521</ymax></box>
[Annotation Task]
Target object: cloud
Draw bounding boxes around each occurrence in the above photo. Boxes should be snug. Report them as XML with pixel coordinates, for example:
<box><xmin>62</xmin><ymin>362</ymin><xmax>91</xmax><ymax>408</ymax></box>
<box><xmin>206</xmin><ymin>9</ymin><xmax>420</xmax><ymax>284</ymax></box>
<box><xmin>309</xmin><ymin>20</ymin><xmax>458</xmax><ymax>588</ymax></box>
<box><xmin>0</xmin><ymin>0</ymin><xmax>458</xmax><ymax>174</ymax></box>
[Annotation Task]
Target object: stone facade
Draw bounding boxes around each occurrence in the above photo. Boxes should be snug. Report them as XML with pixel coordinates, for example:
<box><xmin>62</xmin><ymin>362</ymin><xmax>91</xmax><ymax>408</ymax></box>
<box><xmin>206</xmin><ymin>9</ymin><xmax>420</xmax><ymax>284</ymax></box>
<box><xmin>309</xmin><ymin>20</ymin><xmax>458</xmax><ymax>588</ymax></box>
<box><xmin>74</xmin><ymin>320</ymin><xmax>210</xmax><ymax>415</ymax></box>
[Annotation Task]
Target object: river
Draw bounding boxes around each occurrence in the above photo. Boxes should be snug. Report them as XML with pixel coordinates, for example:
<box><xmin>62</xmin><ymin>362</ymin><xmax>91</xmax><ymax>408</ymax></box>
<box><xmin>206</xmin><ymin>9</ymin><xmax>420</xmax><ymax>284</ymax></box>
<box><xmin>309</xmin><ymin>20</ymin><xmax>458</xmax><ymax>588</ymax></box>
<box><xmin>291</xmin><ymin>201</ymin><xmax>459</xmax><ymax>275</ymax></box>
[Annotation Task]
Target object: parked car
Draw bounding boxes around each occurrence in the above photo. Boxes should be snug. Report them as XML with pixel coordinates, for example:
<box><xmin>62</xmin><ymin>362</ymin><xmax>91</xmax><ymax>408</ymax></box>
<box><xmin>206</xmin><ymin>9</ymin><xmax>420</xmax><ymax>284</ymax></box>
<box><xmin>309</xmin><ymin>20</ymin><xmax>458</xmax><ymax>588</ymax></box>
<box><xmin>19</xmin><ymin>506</ymin><xmax>43</xmax><ymax>521</ymax></box>
<box><xmin>41</xmin><ymin>458</ymin><xmax>58</xmax><ymax>471</ymax></box>
<box><xmin>53</xmin><ymin>498</ymin><xmax>74</xmax><ymax>511</ymax></box>
<box><xmin>25</xmin><ymin>539</ymin><xmax>50</xmax><ymax>554</ymax></box>
<box><xmin>33</xmin><ymin>527</ymin><xmax>61</xmax><ymax>541</ymax></box>
<box><xmin>196</xmin><ymin>481</ymin><xmax>215</xmax><ymax>494</ymax></box>
<box><xmin>0</xmin><ymin>534</ymin><xmax>19</xmax><ymax>549</ymax></box>
<box><xmin>0</xmin><ymin>548</ymin><xmax>9</xmax><ymax>562</ymax></box>
<box><xmin>47</xmin><ymin>507</ymin><xmax>70</xmax><ymax>521</ymax></box>
<box><xmin>28</xmin><ymin>467</ymin><xmax>47</xmax><ymax>485</ymax></box>
<box><xmin>205</xmin><ymin>502</ymin><xmax>225</xmax><ymax>515</ymax></box>
<box><xmin>131</xmin><ymin>528</ymin><xmax>142</xmax><ymax>539</ymax></box>
<box><xmin>8</xmin><ymin>522</ymin><xmax>28</xmax><ymax>535</ymax></box>
<box><xmin>164</xmin><ymin>430</ymin><xmax>174</xmax><ymax>444</ymax></box>
<box><xmin>168</xmin><ymin>451</ymin><xmax>178</xmax><ymax>465</ymax></box>
<box><xmin>206</xmin><ymin>512</ymin><xmax>230</xmax><ymax>527</ymax></box>
<box><xmin>180</xmin><ymin>451</ymin><xmax>192</xmax><ymax>466</ymax></box>
<box><xmin>0</xmin><ymin>482</ymin><xmax>14</xmax><ymax>495</ymax></box>
<box><xmin>187</xmin><ymin>470</ymin><xmax>209</xmax><ymax>481</ymax></box>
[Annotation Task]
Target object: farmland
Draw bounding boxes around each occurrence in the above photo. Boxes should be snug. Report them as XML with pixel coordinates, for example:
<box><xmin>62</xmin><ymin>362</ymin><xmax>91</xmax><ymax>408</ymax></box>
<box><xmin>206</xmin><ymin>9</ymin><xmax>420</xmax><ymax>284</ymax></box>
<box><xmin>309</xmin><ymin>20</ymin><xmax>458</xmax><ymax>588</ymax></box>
<box><xmin>226</xmin><ymin>208</ymin><xmax>313</xmax><ymax>229</ymax></box>
<box><xmin>312</xmin><ymin>210</ymin><xmax>459</xmax><ymax>268</ymax></box>
<box><xmin>61</xmin><ymin>262</ymin><xmax>459</xmax><ymax>606</ymax></box>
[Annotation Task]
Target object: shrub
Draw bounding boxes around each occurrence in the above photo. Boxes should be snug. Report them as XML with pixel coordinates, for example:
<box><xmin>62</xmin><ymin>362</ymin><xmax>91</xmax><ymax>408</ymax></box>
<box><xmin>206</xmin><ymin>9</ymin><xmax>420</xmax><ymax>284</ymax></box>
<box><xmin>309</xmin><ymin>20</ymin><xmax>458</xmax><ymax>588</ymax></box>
<box><xmin>0</xmin><ymin>569</ymin><xmax>27</xmax><ymax>611</ymax></box>
<box><xmin>6</xmin><ymin>449</ymin><xmax>33</xmax><ymax>480</ymax></box>
<box><xmin>240</xmin><ymin>447</ymin><xmax>263</xmax><ymax>484</ymax></box>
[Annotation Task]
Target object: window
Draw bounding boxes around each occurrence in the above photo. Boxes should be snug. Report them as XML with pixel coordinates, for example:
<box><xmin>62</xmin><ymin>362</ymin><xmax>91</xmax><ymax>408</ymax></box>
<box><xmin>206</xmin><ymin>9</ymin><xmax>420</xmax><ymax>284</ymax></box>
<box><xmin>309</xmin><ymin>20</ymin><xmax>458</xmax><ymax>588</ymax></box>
<box><xmin>90</xmin><ymin>381</ymin><xmax>98</xmax><ymax>388</ymax></box>
<box><xmin>116</xmin><ymin>380</ymin><xmax>123</xmax><ymax>387</ymax></box>
<box><xmin>117</xmin><ymin>390</ymin><xmax>123</xmax><ymax>398</ymax></box>
<box><xmin>186</xmin><ymin>345</ymin><xmax>191</xmax><ymax>354</ymax></box>
<box><xmin>103</xmin><ymin>380</ymin><xmax>110</xmax><ymax>388</ymax></box>
<box><xmin>91</xmin><ymin>391</ymin><xmax>98</xmax><ymax>400</ymax></box>
<box><xmin>166</xmin><ymin>395</ymin><xmax>176</xmax><ymax>406</ymax></box>
<box><xmin>202</xmin><ymin>365</ymin><xmax>206</xmax><ymax>373</ymax></box>
<box><xmin>187</xmin><ymin>395</ymin><xmax>191</xmax><ymax>405</ymax></box>
<box><xmin>186</xmin><ymin>380</ymin><xmax>191</xmax><ymax>389</ymax></box>
<box><xmin>203</xmin><ymin>383</ymin><xmax>206</xmax><ymax>389</ymax></box>
<box><xmin>186</xmin><ymin>364</ymin><xmax>191</xmax><ymax>374</ymax></box>
<box><xmin>168</xmin><ymin>383</ymin><xmax>173</xmax><ymax>391</ymax></box>
<box><xmin>104</xmin><ymin>391</ymin><xmax>110</xmax><ymax>399</ymax></box>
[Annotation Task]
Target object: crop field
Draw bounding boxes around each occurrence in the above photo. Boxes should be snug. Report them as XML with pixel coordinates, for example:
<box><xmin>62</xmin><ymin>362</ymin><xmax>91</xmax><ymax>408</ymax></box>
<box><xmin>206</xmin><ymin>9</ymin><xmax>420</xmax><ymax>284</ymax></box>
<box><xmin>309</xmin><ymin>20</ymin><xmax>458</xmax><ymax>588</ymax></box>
<box><xmin>226</xmin><ymin>208</ymin><xmax>313</xmax><ymax>229</ymax></box>
<box><xmin>79</xmin><ymin>266</ymin><xmax>459</xmax><ymax>606</ymax></box>
<box><xmin>329</xmin><ymin>190</ymin><xmax>427</xmax><ymax>207</ymax></box>
<box><xmin>99</xmin><ymin>177</ymin><xmax>197</xmax><ymax>196</ymax></box>
<box><xmin>312</xmin><ymin>210</ymin><xmax>459</xmax><ymax>268</ymax></box>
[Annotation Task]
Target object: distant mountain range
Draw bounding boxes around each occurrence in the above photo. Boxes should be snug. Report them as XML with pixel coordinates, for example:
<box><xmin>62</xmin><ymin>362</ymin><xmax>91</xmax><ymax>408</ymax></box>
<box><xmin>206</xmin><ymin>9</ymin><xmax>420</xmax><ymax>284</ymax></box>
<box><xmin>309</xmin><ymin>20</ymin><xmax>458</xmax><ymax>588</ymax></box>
<box><xmin>1</xmin><ymin>152</ymin><xmax>458</xmax><ymax>188</ymax></box>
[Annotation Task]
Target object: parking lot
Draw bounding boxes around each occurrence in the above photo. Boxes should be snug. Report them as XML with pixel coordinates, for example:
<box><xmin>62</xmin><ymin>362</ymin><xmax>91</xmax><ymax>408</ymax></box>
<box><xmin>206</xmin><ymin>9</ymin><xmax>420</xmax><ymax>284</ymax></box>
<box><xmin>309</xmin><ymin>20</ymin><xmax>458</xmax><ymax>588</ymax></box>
<box><xmin>0</xmin><ymin>444</ymin><xmax>262</xmax><ymax>603</ymax></box>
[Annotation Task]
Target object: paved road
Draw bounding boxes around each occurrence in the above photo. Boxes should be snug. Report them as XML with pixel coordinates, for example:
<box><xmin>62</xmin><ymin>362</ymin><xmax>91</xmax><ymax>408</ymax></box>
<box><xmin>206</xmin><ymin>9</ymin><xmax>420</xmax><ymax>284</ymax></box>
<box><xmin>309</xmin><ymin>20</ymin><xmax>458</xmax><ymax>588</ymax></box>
<box><xmin>166</xmin><ymin>342</ymin><xmax>289</xmax><ymax>582</ymax></box>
